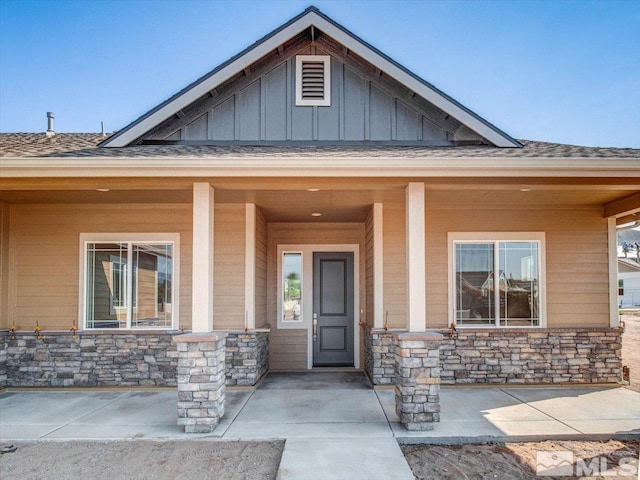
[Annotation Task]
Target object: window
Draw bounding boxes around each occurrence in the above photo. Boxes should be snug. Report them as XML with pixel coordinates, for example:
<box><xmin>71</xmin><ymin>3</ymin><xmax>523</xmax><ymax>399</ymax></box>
<box><xmin>295</xmin><ymin>55</ymin><xmax>331</xmax><ymax>107</ymax></box>
<box><xmin>82</xmin><ymin>234</ymin><xmax>179</xmax><ymax>329</ymax></box>
<box><xmin>282</xmin><ymin>252</ymin><xmax>303</xmax><ymax>322</ymax></box>
<box><xmin>449</xmin><ymin>233</ymin><xmax>545</xmax><ymax>327</ymax></box>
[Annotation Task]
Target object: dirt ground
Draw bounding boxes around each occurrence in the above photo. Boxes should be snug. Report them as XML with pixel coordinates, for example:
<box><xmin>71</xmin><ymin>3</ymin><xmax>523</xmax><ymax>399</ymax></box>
<box><xmin>403</xmin><ymin>440</ymin><xmax>639</xmax><ymax>480</ymax></box>
<box><xmin>0</xmin><ymin>440</ymin><xmax>284</xmax><ymax>480</ymax></box>
<box><xmin>621</xmin><ymin>312</ymin><xmax>640</xmax><ymax>392</ymax></box>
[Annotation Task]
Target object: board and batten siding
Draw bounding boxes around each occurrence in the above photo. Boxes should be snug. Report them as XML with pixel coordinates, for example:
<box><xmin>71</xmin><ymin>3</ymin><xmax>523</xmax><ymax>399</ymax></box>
<box><xmin>148</xmin><ymin>45</ymin><xmax>456</xmax><ymax>143</ymax></box>
<box><xmin>8</xmin><ymin>203</ymin><xmax>193</xmax><ymax>330</ymax></box>
<box><xmin>425</xmin><ymin>206</ymin><xmax>611</xmax><ymax>328</ymax></box>
<box><xmin>267</xmin><ymin>222</ymin><xmax>366</xmax><ymax>371</ymax></box>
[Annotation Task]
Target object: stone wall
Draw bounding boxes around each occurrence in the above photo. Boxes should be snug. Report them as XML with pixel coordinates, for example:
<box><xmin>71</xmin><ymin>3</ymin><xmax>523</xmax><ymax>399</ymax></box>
<box><xmin>5</xmin><ymin>331</ymin><xmax>179</xmax><ymax>387</ymax></box>
<box><xmin>0</xmin><ymin>333</ymin><xmax>7</xmax><ymax>389</ymax></box>
<box><xmin>174</xmin><ymin>333</ymin><xmax>227</xmax><ymax>433</ymax></box>
<box><xmin>363</xmin><ymin>325</ymin><xmax>395</xmax><ymax>385</ymax></box>
<box><xmin>439</xmin><ymin>328</ymin><xmax>622</xmax><ymax>385</ymax></box>
<box><xmin>225</xmin><ymin>331</ymin><xmax>269</xmax><ymax>386</ymax></box>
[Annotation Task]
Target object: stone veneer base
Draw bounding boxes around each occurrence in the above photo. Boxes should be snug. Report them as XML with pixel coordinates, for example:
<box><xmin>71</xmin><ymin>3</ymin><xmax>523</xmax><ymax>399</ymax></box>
<box><xmin>366</xmin><ymin>327</ymin><xmax>622</xmax><ymax>386</ymax></box>
<box><xmin>174</xmin><ymin>333</ymin><xmax>227</xmax><ymax>433</ymax></box>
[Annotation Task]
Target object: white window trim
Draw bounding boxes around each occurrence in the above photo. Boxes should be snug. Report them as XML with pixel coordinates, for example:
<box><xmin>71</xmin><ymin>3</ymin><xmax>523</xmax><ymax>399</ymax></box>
<box><xmin>79</xmin><ymin>233</ymin><xmax>180</xmax><ymax>330</ymax></box>
<box><xmin>447</xmin><ymin>232</ymin><xmax>546</xmax><ymax>328</ymax></box>
<box><xmin>295</xmin><ymin>55</ymin><xmax>331</xmax><ymax>107</ymax></box>
<box><xmin>277</xmin><ymin>244</ymin><xmax>360</xmax><ymax>369</ymax></box>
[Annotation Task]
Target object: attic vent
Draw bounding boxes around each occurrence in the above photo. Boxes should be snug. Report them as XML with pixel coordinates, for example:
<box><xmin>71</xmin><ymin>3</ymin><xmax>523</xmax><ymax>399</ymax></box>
<box><xmin>295</xmin><ymin>55</ymin><xmax>331</xmax><ymax>107</ymax></box>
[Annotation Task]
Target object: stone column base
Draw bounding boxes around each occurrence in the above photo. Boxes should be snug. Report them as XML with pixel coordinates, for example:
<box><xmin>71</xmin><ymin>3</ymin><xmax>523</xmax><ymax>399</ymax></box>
<box><xmin>393</xmin><ymin>331</ymin><xmax>442</xmax><ymax>431</ymax></box>
<box><xmin>174</xmin><ymin>332</ymin><xmax>227</xmax><ymax>433</ymax></box>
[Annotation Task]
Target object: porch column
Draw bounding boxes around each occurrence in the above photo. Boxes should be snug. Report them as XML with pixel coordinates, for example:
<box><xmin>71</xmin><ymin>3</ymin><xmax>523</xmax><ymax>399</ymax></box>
<box><xmin>244</xmin><ymin>203</ymin><xmax>256</xmax><ymax>330</ymax></box>
<box><xmin>192</xmin><ymin>182</ymin><xmax>214</xmax><ymax>332</ymax></box>
<box><xmin>406</xmin><ymin>182</ymin><xmax>426</xmax><ymax>332</ymax></box>
<box><xmin>373</xmin><ymin>203</ymin><xmax>384</xmax><ymax>328</ymax></box>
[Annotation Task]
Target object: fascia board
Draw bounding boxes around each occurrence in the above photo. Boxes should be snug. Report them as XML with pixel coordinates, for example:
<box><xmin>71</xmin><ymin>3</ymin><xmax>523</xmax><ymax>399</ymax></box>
<box><xmin>102</xmin><ymin>10</ymin><xmax>520</xmax><ymax>149</ymax></box>
<box><xmin>308</xmin><ymin>13</ymin><xmax>520</xmax><ymax>148</ymax></box>
<box><xmin>2</xmin><ymin>157</ymin><xmax>640</xmax><ymax>178</ymax></box>
<box><xmin>101</xmin><ymin>15</ymin><xmax>317</xmax><ymax>148</ymax></box>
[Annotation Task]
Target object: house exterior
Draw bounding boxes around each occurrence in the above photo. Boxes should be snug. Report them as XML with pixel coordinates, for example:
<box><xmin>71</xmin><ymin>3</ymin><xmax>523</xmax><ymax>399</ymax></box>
<box><xmin>619</xmin><ymin>258</ymin><xmax>640</xmax><ymax>308</ymax></box>
<box><xmin>1</xmin><ymin>7</ymin><xmax>639</xmax><ymax>430</ymax></box>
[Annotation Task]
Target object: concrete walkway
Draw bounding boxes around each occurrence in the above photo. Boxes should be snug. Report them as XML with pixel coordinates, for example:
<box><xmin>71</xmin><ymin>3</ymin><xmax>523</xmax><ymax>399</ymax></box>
<box><xmin>2</xmin><ymin>372</ymin><xmax>640</xmax><ymax>479</ymax></box>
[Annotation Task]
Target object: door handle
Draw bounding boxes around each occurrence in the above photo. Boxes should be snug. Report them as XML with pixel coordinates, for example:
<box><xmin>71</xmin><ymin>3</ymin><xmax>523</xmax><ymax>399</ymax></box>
<box><xmin>313</xmin><ymin>313</ymin><xmax>318</xmax><ymax>342</ymax></box>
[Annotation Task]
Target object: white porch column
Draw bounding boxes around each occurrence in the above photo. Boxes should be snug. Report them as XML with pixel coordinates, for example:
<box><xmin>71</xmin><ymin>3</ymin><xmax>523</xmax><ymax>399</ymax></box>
<box><xmin>373</xmin><ymin>203</ymin><xmax>384</xmax><ymax>329</ymax></box>
<box><xmin>192</xmin><ymin>182</ymin><xmax>214</xmax><ymax>332</ymax></box>
<box><xmin>406</xmin><ymin>182</ymin><xmax>426</xmax><ymax>332</ymax></box>
<box><xmin>244</xmin><ymin>203</ymin><xmax>256</xmax><ymax>330</ymax></box>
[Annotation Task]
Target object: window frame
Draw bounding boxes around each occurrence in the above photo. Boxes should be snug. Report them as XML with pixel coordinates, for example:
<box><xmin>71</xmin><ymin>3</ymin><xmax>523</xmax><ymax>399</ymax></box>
<box><xmin>448</xmin><ymin>232</ymin><xmax>546</xmax><ymax>328</ymax></box>
<box><xmin>79</xmin><ymin>233</ymin><xmax>180</xmax><ymax>330</ymax></box>
<box><xmin>295</xmin><ymin>55</ymin><xmax>331</xmax><ymax>107</ymax></box>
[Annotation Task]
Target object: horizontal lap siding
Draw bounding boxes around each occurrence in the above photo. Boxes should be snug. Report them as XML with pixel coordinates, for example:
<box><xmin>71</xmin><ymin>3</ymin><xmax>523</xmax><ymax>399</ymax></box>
<box><xmin>214</xmin><ymin>204</ymin><xmax>245</xmax><ymax>330</ymax></box>
<box><xmin>10</xmin><ymin>203</ymin><xmax>193</xmax><ymax>330</ymax></box>
<box><xmin>383</xmin><ymin>204</ymin><xmax>406</xmax><ymax>328</ymax></box>
<box><xmin>426</xmin><ymin>206</ymin><xmax>610</xmax><ymax>328</ymax></box>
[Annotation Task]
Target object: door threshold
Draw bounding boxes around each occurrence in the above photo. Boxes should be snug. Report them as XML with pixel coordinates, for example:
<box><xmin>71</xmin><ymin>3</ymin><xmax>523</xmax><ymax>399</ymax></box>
<box><xmin>311</xmin><ymin>366</ymin><xmax>360</xmax><ymax>372</ymax></box>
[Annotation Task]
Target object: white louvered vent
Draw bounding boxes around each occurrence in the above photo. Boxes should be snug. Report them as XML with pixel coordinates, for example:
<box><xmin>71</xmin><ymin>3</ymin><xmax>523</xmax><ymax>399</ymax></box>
<box><xmin>295</xmin><ymin>55</ymin><xmax>331</xmax><ymax>107</ymax></box>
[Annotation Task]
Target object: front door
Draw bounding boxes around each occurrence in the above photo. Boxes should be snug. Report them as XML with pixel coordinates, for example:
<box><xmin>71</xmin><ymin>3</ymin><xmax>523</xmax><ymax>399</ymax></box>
<box><xmin>312</xmin><ymin>252</ymin><xmax>354</xmax><ymax>366</ymax></box>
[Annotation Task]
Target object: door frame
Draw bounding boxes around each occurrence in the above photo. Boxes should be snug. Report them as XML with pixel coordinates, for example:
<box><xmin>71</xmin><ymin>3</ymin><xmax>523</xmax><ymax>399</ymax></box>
<box><xmin>276</xmin><ymin>244</ymin><xmax>360</xmax><ymax>369</ymax></box>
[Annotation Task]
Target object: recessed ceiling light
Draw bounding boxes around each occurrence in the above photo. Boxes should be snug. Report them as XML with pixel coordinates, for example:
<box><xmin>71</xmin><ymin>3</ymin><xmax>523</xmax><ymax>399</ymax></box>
<box><xmin>311</xmin><ymin>212</ymin><xmax>322</xmax><ymax>217</ymax></box>
<box><xmin>520</xmin><ymin>188</ymin><xmax>532</xmax><ymax>192</ymax></box>
<box><xmin>96</xmin><ymin>188</ymin><xmax>110</xmax><ymax>192</ymax></box>
<box><xmin>307</xmin><ymin>188</ymin><xmax>320</xmax><ymax>192</ymax></box>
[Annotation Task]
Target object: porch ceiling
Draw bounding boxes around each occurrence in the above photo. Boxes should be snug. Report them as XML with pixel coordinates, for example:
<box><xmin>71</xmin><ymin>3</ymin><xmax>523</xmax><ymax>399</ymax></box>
<box><xmin>0</xmin><ymin>177</ymin><xmax>637</xmax><ymax>222</ymax></box>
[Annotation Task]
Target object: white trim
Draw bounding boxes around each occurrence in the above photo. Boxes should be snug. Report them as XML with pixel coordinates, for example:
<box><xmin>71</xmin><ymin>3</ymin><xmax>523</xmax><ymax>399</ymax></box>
<box><xmin>245</xmin><ymin>203</ymin><xmax>256</xmax><ymax>330</ymax></box>
<box><xmin>447</xmin><ymin>232</ymin><xmax>546</xmax><ymax>329</ymax></box>
<box><xmin>192</xmin><ymin>182</ymin><xmax>214</xmax><ymax>332</ymax></box>
<box><xmin>373</xmin><ymin>203</ymin><xmax>384</xmax><ymax>328</ymax></box>
<box><xmin>406</xmin><ymin>182</ymin><xmax>426</xmax><ymax>332</ymax></box>
<box><xmin>3</xmin><ymin>157</ymin><xmax>639</xmax><ymax>179</ymax></box>
<box><xmin>295</xmin><ymin>55</ymin><xmax>331</xmax><ymax>107</ymax></box>
<box><xmin>608</xmin><ymin>218</ymin><xmax>619</xmax><ymax>328</ymax></box>
<box><xmin>78</xmin><ymin>232</ymin><xmax>180</xmax><ymax>330</ymax></box>
<box><xmin>277</xmin><ymin>243</ymin><xmax>360</xmax><ymax>370</ymax></box>
<box><xmin>100</xmin><ymin>11</ymin><xmax>517</xmax><ymax>148</ymax></box>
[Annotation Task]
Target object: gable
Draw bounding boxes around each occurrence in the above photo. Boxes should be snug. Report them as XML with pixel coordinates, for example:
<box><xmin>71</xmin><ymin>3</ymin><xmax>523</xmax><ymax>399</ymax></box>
<box><xmin>101</xmin><ymin>7</ymin><xmax>520</xmax><ymax>148</ymax></box>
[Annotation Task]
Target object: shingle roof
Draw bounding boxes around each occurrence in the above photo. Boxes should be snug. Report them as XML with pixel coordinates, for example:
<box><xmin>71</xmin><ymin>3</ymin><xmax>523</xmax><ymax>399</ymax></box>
<box><xmin>0</xmin><ymin>133</ymin><xmax>638</xmax><ymax>159</ymax></box>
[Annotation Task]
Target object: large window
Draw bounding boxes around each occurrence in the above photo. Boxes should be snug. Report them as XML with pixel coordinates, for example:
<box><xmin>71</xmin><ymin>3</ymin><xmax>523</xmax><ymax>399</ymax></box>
<box><xmin>82</xmin><ymin>234</ymin><xmax>179</xmax><ymax>329</ymax></box>
<box><xmin>450</xmin><ymin>233</ymin><xmax>544</xmax><ymax>327</ymax></box>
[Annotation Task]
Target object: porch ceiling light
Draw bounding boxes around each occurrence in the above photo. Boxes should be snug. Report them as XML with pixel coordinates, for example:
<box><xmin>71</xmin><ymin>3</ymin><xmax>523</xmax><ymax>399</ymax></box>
<box><xmin>307</xmin><ymin>188</ymin><xmax>320</xmax><ymax>192</ymax></box>
<box><xmin>96</xmin><ymin>188</ymin><xmax>110</xmax><ymax>192</ymax></box>
<box><xmin>311</xmin><ymin>212</ymin><xmax>322</xmax><ymax>217</ymax></box>
<box><xmin>520</xmin><ymin>188</ymin><xmax>532</xmax><ymax>192</ymax></box>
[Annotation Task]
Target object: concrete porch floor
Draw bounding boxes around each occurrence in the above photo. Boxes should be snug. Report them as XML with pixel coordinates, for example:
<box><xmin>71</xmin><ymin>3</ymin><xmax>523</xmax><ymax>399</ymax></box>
<box><xmin>1</xmin><ymin>372</ymin><xmax>639</xmax><ymax>479</ymax></box>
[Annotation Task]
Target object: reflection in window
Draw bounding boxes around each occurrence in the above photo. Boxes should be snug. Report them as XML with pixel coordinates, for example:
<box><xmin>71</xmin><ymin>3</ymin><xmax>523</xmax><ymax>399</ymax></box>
<box><xmin>455</xmin><ymin>241</ymin><xmax>540</xmax><ymax>327</ymax></box>
<box><xmin>283</xmin><ymin>252</ymin><xmax>302</xmax><ymax>322</ymax></box>
<box><xmin>86</xmin><ymin>242</ymin><xmax>173</xmax><ymax>329</ymax></box>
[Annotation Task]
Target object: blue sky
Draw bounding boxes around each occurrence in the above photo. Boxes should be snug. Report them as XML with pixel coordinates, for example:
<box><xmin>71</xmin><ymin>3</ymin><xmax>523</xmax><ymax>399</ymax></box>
<box><xmin>1</xmin><ymin>0</ymin><xmax>638</xmax><ymax>147</ymax></box>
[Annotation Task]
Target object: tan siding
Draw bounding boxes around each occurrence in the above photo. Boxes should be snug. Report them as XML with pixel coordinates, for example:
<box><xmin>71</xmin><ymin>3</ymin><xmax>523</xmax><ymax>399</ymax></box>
<box><xmin>425</xmin><ymin>205</ymin><xmax>610</xmax><ymax>328</ymax></box>
<box><xmin>254</xmin><ymin>207</ymin><xmax>268</xmax><ymax>328</ymax></box>
<box><xmin>383</xmin><ymin>203</ymin><xmax>406</xmax><ymax>328</ymax></box>
<box><xmin>213</xmin><ymin>204</ymin><xmax>245</xmax><ymax>330</ymax></box>
<box><xmin>269</xmin><ymin>329</ymin><xmax>308</xmax><ymax>371</ymax></box>
<box><xmin>9</xmin><ymin>203</ymin><xmax>192</xmax><ymax>330</ymax></box>
<box><xmin>0</xmin><ymin>202</ymin><xmax>10</xmax><ymax>328</ymax></box>
<box><xmin>267</xmin><ymin>222</ymin><xmax>366</xmax><ymax>370</ymax></box>
<box><xmin>364</xmin><ymin>208</ymin><xmax>374</xmax><ymax>327</ymax></box>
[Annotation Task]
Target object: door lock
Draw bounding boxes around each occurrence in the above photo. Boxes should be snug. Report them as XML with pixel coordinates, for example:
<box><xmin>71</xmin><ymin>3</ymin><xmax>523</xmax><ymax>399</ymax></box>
<box><xmin>313</xmin><ymin>313</ymin><xmax>318</xmax><ymax>342</ymax></box>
